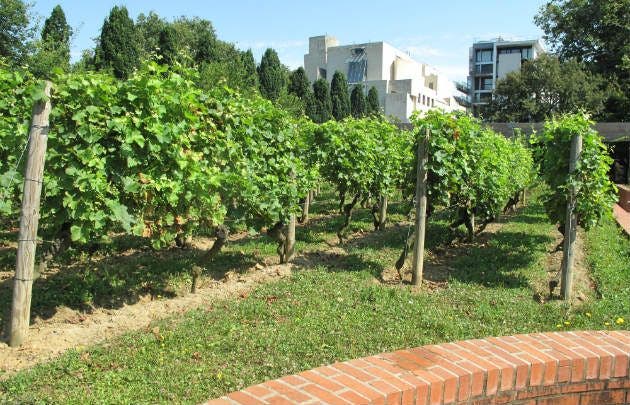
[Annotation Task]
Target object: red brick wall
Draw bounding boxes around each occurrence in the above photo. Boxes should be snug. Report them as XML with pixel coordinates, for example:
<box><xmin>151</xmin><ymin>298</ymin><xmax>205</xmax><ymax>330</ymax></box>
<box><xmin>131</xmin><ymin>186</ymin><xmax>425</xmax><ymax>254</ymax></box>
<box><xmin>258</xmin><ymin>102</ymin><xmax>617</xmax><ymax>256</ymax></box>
<box><xmin>206</xmin><ymin>331</ymin><xmax>630</xmax><ymax>405</ymax></box>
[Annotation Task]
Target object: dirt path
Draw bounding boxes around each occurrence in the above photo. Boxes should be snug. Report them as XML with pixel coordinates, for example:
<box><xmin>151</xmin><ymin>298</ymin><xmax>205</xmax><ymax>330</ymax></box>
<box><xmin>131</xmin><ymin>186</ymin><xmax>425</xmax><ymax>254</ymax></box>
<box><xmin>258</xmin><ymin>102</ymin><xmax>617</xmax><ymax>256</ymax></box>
<box><xmin>0</xmin><ymin>262</ymin><xmax>292</xmax><ymax>377</ymax></box>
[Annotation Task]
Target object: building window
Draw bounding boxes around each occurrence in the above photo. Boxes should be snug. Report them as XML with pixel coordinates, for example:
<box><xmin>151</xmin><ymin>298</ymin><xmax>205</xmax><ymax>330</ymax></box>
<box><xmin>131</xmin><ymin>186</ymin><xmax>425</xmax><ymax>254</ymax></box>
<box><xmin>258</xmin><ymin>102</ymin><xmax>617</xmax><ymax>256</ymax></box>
<box><xmin>347</xmin><ymin>60</ymin><xmax>367</xmax><ymax>83</ymax></box>
<box><xmin>521</xmin><ymin>47</ymin><xmax>532</xmax><ymax>60</ymax></box>
<box><xmin>318</xmin><ymin>67</ymin><xmax>327</xmax><ymax>80</ymax></box>
<box><xmin>475</xmin><ymin>64</ymin><xmax>493</xmax><ymax>74</ymax></box>
<box><xmin>475</xmin><ymin>49</ymin><xmax>492</xmax><ymax>62</ymax></box>
<box><xmin>431</xmin><ymin>98</ymin><xmax>435</xmax><ymax>107</ymax></box>
<box><xmin>422</xmin><ymin>95</ymin><xmax>425</xmax><ymax>105</ymax></box>
<box><xmin>476</xmin><ymin>77</ymin><xmax>493</xmax><ymax>90</ymax></box>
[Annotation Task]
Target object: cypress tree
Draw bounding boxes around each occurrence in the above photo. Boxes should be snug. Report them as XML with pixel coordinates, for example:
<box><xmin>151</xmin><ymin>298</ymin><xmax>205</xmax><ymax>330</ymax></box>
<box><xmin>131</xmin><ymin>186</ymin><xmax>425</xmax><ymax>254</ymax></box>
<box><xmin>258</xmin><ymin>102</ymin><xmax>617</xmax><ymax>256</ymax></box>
<box><xmin>367</xmin><ymin>86</ymin><xmax>380</xmax><ymax>115</ymax></box>
<box><xmin>257</xmin><ymin>48</ymin><xmax>285</xmax><ymax>102</ymax></box>
<box><xmin>308</xmin><ymin>78</ymin><xmax>332</xmax><ymax>123</ymax></box>
<box><xmin>350</xmin><ymin>84</ymin><xmax>367</xmax><ymax>118</ymax></box>
<box><xmin>157</xmin><ymin>25</ymin><xmax>177</xmax><ymax>65</ymax></box>
<box><xmin>41</xmin><ymin>5</ymin><xmax>71</xmax><ymax>67</ymax></box>
<box><xmin>288</xmin><ymin>67</ymin><xmax>310</xmax><ymax>99</ymax></box>
<box><xmin>96</xmin><ymin>6</ymin><xmax>139</xmax><ymax>79</ymax></box>
<box><xmin>240</xmin><ymin>49</ymin><xmax>258</xmax><ymax>91</ymax></box>
<box><xmin>330</xmin><ymin>71</ymin><xmax>350</xmax><ymax>120</ymax></box>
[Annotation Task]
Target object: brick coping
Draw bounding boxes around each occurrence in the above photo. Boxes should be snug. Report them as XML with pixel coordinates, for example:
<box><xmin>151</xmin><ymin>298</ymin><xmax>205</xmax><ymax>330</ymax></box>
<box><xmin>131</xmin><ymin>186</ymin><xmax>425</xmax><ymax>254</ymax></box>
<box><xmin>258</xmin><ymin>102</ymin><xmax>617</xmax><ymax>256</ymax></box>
<box><xmin>206</xmin><ymin>331</ymin><xmax>630</xmax><ymax>404</ymax></box>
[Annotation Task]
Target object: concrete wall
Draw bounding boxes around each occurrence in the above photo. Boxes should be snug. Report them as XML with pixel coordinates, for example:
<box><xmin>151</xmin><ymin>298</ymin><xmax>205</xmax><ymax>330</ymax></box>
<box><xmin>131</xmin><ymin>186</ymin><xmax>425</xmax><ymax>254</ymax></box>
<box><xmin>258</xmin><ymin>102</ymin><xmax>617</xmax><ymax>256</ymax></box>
<box><xmin>497</xmin><ymin>52</ymin><xmax>522</xmax><ymax>80</ymax></box>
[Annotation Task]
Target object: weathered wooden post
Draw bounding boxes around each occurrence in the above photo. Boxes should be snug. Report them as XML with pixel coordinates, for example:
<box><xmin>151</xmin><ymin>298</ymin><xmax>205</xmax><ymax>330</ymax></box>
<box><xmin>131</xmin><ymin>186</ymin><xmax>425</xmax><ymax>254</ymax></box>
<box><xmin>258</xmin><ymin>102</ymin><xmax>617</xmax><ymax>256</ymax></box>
<box><xmin>411</xmin><ymin>127</ymin><xmax>429</xmax><ymax>286</ymax></box>
<box><xmin>284</xmin><ymin>214</ymin><xmax>296</xmax><ymax>263</ymax></box>
<box><xmin>9</xmin><ymin>81</ymin><xmax>52</xmax><ymax>347</ymax></box>
<box><xmin>378</xmin><ymin>195</ymin><xmax>388</xmax><ymax>230</ymax></box>
<box><xmin>560</xmin><ymin>133</ymin><xmax>582</xmax><ymax>300</ymax></box>
<box><xmin>301</xmin><ymin>191</ymin><xmax>311</xmax><ymax>224</ymax></box>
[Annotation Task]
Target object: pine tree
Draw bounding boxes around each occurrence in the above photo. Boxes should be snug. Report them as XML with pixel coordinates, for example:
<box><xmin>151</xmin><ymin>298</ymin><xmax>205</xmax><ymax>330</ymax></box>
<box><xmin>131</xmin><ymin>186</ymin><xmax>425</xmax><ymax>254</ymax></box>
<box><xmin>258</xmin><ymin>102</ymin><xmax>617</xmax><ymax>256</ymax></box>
<box><xmin>288</xmin><ymin>67</ymin><xmax>310</xmax><ymax>99</ymax></box>
<box><xmin>30</xmin><ymin>4</ymin><xmax>71</xmax><ymax>77</ymax></box>
<box><xmin>96</xmin><ymin>6</ymin><xmax>139</xmax><ymax>79</ymax></box>
<box><xmin>41</xmin><ymin>5</ymin><xmax>71</xmax><ymax>65</ymax></box>
<box><xmin>157</xmin><ymin>25</ymin><xmax>177</xmax><ymax>65</ymax></box>
<box><xmin>257</xmin><ymin>48</ymin><xmax>285</xmax><ymax>102</ymax></box>
<box><xmin>367</xmin><ymin>86</ymin><xmax>380</xmax><ymax>116</ymax></box>
<box><xmin>240</xmin><ymin>49</ymin><xmax>258</xmax><ymax>91</ymax></box>
<box><xmin>308</xmin><ymin>78</ymin><xmax>332</xmax><ymax>123</ymax></box>
<box><xmin>350</xmin><ymin>84</ymin><xmax>367</xmax><ymax>118</ymax></box>
<box><xmin>330</xmin><ymin>71</ymin><xmax>350</xmax><ymax>120</ymax></box>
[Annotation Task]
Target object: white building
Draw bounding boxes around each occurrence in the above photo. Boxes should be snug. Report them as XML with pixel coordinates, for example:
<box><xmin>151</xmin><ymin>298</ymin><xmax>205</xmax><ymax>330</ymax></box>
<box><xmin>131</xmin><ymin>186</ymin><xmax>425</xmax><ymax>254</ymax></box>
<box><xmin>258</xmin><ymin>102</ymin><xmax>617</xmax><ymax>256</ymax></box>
<box><xmin>468</xmin><ymin>38</ymin><xmax>544</xmax><ymax>114</ymax></box>
<box><xmin>304</xmin><ymin>35</ymin><xmax>464</xmax><ymax>123</ymax></box>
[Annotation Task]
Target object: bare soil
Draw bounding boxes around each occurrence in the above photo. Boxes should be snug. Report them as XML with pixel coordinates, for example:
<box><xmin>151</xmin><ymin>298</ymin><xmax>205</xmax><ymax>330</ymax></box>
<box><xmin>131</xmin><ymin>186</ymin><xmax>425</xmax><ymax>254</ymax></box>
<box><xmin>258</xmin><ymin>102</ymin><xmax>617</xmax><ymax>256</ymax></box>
<box><xmin>0</xmin><ymin>245</ymin><xmax>292</xmax><ymax>377</ymax></box>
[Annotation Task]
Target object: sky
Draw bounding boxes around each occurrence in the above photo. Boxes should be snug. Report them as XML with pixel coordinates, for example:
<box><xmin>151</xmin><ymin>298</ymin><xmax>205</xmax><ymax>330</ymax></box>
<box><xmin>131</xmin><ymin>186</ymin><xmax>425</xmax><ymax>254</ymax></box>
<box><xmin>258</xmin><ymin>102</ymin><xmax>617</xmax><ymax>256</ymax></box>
<box><xmin>29</xmin><ymin>0</ymin><xmax>549</xmax><ymax>82</ymax></box>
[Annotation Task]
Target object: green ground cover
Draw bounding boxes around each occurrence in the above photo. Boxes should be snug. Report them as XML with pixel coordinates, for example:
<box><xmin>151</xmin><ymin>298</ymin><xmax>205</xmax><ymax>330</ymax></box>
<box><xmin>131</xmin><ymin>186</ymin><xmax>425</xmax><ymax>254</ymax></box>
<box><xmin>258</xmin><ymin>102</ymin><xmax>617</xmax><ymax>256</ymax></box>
<box><xmin>0</xmin><ymin>190</ymin><xmax>628</xmax><ymax>404</ymax></box>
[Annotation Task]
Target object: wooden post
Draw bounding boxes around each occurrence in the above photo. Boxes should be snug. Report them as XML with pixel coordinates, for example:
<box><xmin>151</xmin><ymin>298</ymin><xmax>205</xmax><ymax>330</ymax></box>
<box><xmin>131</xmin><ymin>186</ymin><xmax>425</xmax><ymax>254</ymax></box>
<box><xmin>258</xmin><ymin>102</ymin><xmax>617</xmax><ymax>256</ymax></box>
<box><xmin>378</xmin><ymin>195</ymin><xmax>388</xmax><ymax>230</ymax></box>
<box><xmin>301</xmin><ymin>191</ymin><xmax>311</xmax><ymax>224</ymax></box>
<box><xmin>411</xmin><ymin>128</ymin><xmax>429</xmax><ymax>286</ymax></box>
<box><xmin>284</xmin><ymin>214</ymin><xmax>296</xmax><ymax>263</ymax></box>
<box><xmin>9</xmin><ymin>81</ymin><xmax>52</xmax><ymax>347</ymax></box>
<box><xmin>560</xmin><ymin>133</ymin><xmax>582</xmax><ymax>301</ymax></box>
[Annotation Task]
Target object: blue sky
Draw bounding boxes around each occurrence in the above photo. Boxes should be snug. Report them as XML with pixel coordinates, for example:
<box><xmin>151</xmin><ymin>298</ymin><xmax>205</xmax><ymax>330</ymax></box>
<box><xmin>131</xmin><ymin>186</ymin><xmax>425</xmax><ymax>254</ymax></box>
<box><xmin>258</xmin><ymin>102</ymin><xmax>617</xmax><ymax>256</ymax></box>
<box><xmin>29</xmin><ymin>0</ymin><xmax>548</xmax><ymax>82</ymax></box>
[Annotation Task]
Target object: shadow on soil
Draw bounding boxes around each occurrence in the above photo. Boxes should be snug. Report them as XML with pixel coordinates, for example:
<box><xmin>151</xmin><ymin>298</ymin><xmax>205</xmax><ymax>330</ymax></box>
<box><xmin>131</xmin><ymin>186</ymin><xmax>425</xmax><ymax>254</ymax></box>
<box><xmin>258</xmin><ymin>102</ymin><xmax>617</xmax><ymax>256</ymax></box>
<box><xmin>0</xmin><ymin>237</ymin><xmax>259</xmax><ymax>338</ymax></box>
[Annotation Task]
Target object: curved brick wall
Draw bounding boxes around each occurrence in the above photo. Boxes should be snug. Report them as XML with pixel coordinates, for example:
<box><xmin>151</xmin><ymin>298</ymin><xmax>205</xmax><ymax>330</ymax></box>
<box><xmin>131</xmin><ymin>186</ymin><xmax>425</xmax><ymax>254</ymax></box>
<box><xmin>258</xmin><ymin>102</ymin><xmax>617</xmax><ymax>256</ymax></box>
<box><xmin>206</xmin><ymin>331</ymin><xmax>630</xmax><ymax>405</ymax></box>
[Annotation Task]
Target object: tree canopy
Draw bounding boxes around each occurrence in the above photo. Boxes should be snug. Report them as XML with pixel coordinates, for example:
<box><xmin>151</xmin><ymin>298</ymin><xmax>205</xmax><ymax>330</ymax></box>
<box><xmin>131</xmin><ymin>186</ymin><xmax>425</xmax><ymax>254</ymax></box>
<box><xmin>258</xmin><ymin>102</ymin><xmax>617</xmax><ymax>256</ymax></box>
<box><xmin>257</xmin><ymin>48</ymin><xmax>285</xmax><ymax>102</ymax></box>
<box><xmin>367</xmin><ymin>86</ymin><xmax>380</xmax><ymax>116</ymax></box>
<box><xmin>330</xmin><ymin>71</ymin><xmax>351</xmax><ymax>120</ymax></box>
<box><xmin>350</xmin><ymin>84</ymin><xmax>366</xmax><ymax>118</ymax></box>
<box><xmin>0</xmin><ymin>0</ymin><xmax>35</xmax><ymax>65</ymax></box>
<box><xmin>485</xmin><ymin>54</ymin><xmax>606</xmax><ymax>122</ymax></box>
<box><xmin>308</xmin><ymin>78</ymin><xmax>332</xmax><ymax>123</ymax></box>
<box><xmin>535</xmin><ymin>0</ymin><xmax>630</xmax><ymax>120</ymax></box>
<box><xmin>96</xmin><ymin>6</ymin><xmax>140</xmax><ymax>79</ymax></box>
<box><xmin>31</xmin><ymin>5</ymin><xmax>72</xmax><ymax>77</ymax></box>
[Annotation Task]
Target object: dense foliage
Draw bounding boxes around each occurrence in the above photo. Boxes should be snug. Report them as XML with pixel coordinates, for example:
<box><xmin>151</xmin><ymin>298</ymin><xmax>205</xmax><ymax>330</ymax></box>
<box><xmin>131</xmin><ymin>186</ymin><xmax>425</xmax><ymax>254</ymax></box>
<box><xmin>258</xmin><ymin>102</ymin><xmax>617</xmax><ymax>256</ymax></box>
<box><xmin>330</xmin><ymin>71</ymin><xmax>350</xmax><ymax>121</ymax></box>
<box><xmin>257</xmin><ymin>48</ymin><xmax>285</xmax><ymax>102</ymax></box>
<box><xmin>535</xmin><ymin>0</ymin><xmax>630</xmax><ymax>120</ymax></box>
<box><xmin>536</xmin><ymin>113</ymin><xmax>617</xmax><ymax>230</ymax></box>
<box><xmin>367</xmin><ymin>86</ymin><xmax>380</xmax><ymax>116</ymax></box>
<box><xmin>350</xmin><ymin>85</ymin><xmax>367</xmax><ymax>118</ymax></box>
<box><xmin>0</xmin><ymin>62</ymin><xmax>313</xmax><ymax>250</ymax></box>
<box><xmin>34</xmin><ymin>5</ymin><xmax>72</xmax><ymax>76</ymax></box>
<box><xmin>95</xmin><ymin>6</ymin><xmax>140</xmax><ymax>79</ymax></box>
<box><xmin>308</xmin><ymin>78</ymin><xmax>332</xmax><ymax>123</ymax></box>
<box><xmin>0</xmin><ymin>0</ymin><xmax>35</xmax><ymax>65</ymax></box>
<box><xmin>409</xmin><ymin>110</ymin><xmax>533</xmax><ymax>228</ymax></box>
<box><xmin>485</xmin><ymin>55</ymin><xmax>606</xmax><ymax>122</ymax></box>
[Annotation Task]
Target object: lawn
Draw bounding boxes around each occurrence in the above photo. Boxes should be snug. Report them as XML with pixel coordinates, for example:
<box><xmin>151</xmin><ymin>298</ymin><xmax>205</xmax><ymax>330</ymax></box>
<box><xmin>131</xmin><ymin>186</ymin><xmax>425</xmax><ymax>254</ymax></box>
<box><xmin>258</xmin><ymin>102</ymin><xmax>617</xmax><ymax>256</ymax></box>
<box><xmin>0</xmin><ymin>190</ymin><xmax>628</xmax><ymax>404</ymax></box>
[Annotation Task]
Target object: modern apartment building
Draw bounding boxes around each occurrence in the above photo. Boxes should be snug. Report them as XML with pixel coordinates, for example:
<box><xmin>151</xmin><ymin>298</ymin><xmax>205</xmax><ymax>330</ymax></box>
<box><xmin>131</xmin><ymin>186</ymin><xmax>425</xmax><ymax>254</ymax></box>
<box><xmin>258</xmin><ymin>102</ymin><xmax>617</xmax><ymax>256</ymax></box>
<box><xmin>468</xmin><ymin>38</ymin><xmax>544</xmax><ymax>115</ymax></box>
<box><xmin>304</xmin><ymin>35</ymin><xmax>464</xmax><ymax>123</ymax></box>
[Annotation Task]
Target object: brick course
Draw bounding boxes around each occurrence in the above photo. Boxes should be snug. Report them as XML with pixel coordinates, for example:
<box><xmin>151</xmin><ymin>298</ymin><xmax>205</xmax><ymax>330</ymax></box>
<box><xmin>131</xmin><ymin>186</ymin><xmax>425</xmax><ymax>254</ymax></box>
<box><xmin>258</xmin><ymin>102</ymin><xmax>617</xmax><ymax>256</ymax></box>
<box><xmin>205</xmin><ymin>331</ymin><xmax>630</xmax><ymax>404</ymax></box>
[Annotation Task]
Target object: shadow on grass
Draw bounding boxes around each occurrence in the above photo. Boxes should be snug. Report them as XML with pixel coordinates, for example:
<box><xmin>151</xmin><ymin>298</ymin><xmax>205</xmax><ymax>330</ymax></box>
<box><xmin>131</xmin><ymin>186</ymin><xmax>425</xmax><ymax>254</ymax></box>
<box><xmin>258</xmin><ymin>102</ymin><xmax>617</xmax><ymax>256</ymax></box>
<box><xmin>446</xmin><ymin>230</ymin><xmax>554</xmax><ymax>288</ymax></box>
<box><xmin>0</xmin><ymin>238</ymin><xmax>259</xmax><ymax>336</ymax></box>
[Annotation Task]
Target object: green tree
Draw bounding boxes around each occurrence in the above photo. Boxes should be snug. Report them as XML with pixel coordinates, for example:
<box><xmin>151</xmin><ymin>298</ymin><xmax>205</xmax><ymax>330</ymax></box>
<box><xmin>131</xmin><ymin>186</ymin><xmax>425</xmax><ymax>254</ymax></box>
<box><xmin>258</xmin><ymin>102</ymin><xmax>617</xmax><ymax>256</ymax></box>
<box><xmin>367</xmin><ymin>86</ymin><xmax>380</xmax><ymax>115</ymax></box>
<box><xmin>135</xmin><ymin>12</ymin><xmax>167</xmax><ymax>61</ymax></box>
<box><xmin>96</xmin><ymin>6</ymin><xmax>140</xmax><ymax>79</ymax></box>
<box><xmin>157</xmin><ymin>25</ymin><xmax>177</xmax><ymax>65</ymax></box>
<box><xmin>257</xmin><ymin>48</ymin><xmax>285</xmax><ymax>102</ymax></box>
<box><xmin>308</xmin><ymin>78</ymin><xmax>332</xmax><ymax>123</ymax></box>
<box><xmin>535</xmin><ymin>0</ymin><xmax>630</xmax><ymax>120</ymax></box>
<box><xmin>288</xmin><ymin>67</ymin><xmax>310</xmax><ymax>99</ymax></box>
<box><xmin>330</xmin><ymin>71</ymin><xmax>350</xmax><ymax>120</ymax></box>
<box><xmin>31</xmin><ymin>5</ymin><xmax>72</xmax><ymax>77</ymax></box>
<box><xmin>240</xmin><ymin>49</ymin><xmax>258</xmax><ymax>91</ymax></box>
<box><xmin>350</xmin><ymin>84</ymin><xmax>367</xmax><ymax>118</ymax></box>
<box><xmin>0</xmin><ymin>0</ymin><xmax>35</xmax><ymax>65</ymax></box>
<box><xmin>485</xmin><ymin>55</ymin><xmax>606</xmax><ymax>122</ymax></box>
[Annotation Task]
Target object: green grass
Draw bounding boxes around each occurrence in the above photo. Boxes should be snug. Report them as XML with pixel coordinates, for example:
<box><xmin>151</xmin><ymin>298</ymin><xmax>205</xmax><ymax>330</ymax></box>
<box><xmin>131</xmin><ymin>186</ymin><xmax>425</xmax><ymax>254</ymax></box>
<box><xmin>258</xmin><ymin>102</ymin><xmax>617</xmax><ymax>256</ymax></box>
<box><xmin>1</xmin><ymin>191</ymin><xmax>628</xmax><ymax>404</ymax></box>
